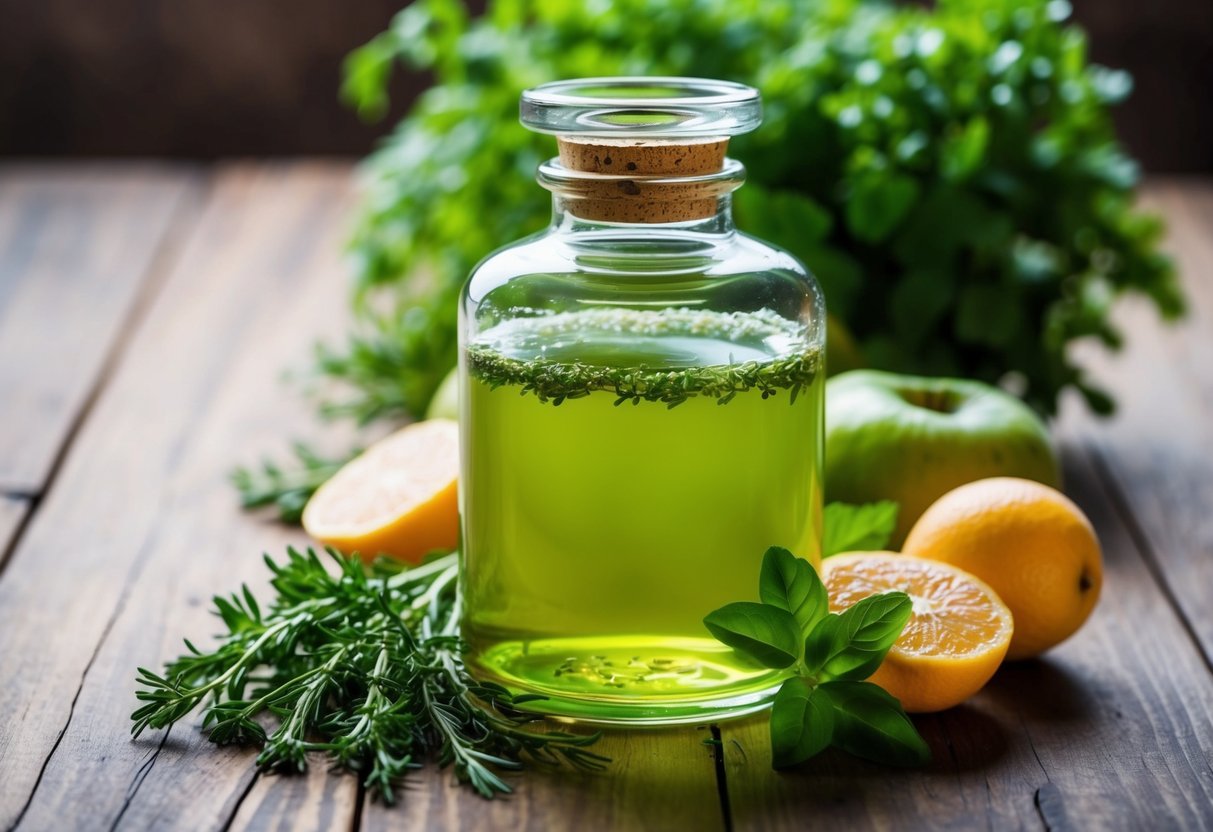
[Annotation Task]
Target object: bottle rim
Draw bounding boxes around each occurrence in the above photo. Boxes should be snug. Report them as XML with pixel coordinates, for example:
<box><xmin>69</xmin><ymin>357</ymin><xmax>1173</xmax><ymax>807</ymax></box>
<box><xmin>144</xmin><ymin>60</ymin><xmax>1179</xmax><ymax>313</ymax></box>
<box><xmin>521</xmin><ymin>77</ymin><xmax>762</xmax><ymax>138</ymax></box>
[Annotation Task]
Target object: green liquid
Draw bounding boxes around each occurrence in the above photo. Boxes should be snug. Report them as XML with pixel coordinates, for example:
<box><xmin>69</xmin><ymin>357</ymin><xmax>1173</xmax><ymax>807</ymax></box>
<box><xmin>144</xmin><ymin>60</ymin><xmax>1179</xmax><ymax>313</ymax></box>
<box><xmin>460</xmin><ymin>309</ymin><xmax>824</xmax><ymax>723</ymax></box>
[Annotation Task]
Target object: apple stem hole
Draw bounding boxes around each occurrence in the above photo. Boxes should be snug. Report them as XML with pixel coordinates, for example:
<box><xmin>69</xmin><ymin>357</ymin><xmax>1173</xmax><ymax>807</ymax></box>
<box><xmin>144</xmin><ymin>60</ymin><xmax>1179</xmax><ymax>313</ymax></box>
<box><xmin>902</xmin><ymin>389</ymin><xmax>962</xmax><ymax>414</ymax></box>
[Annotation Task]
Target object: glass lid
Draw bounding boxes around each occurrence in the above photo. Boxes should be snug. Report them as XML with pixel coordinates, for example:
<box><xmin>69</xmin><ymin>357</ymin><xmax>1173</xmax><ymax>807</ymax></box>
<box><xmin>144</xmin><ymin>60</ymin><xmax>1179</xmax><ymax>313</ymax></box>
<box><xmin>520</xmin><ymin>77</ymin><xmax>762</xmax><ymax>138</ymax></box>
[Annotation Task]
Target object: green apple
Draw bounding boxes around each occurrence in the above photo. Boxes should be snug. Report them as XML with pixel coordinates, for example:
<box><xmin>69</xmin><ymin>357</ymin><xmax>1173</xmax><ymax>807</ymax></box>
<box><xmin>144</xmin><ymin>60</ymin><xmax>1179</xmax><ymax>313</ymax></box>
<box><xmin>425</xmin><ymin>367</ymin><xmax>460</xmax><ymax>421</ymax></box>
<box><xmin>825</xmin><ymin>370</ymin><xmax>1059</xmax><ymax>544</ymax></box>
<box><xmin>825</xmin><ymin>314</ymin><xmax>866</xmax><ymax>376</ymax></box>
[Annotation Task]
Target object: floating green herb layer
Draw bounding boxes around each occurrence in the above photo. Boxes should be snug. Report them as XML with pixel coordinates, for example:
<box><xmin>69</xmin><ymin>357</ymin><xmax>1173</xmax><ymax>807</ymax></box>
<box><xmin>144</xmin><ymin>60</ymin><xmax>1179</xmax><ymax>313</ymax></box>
<box><xmin>467</xmin><ymin>308</ymin><xmax>822</xmax><ymax>408</ymax></box>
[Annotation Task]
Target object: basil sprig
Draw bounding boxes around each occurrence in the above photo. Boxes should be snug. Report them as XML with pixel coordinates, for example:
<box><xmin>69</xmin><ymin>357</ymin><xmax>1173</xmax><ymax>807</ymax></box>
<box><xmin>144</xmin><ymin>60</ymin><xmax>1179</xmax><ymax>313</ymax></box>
<box><xmin>704</xmin><ymin>546</ymin><xmax>930</xmax><ymax>769</ymax></box>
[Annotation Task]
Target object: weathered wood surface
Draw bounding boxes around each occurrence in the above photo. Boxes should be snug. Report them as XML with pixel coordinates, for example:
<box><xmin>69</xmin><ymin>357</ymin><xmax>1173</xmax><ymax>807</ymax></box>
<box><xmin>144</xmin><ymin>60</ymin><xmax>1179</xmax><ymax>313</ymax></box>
<box><xmin>359</xmin><ymin>729</ymin><xmax>725</xmax><ymax>832</ymax></box>
<box><xmin>0</xmin><ymin>164</ymin><xmax>360</xmax><ymax>832</ymax></box>
<box><xmin>0</xmin><ymin>165</ymin><xmax>200</xmax><ymax>495</ymax></box>
<box><xmin>1064</xmin><ymin>180</ymin><xmax>1213</xmax><ymax>665</ymax></box>
<box><xmin>0</xmin><ymin>167</ymin><xmax>1210</xmax><ymax>831</ymax></box>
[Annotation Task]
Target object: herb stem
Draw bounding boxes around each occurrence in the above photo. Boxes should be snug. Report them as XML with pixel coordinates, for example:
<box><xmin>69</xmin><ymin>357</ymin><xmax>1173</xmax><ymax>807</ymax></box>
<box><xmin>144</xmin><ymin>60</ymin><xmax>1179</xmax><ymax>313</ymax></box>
<box><xmin>132</xmin><ymin>547</ymin><xmax>607</xmax><ymax>803</ymax></box>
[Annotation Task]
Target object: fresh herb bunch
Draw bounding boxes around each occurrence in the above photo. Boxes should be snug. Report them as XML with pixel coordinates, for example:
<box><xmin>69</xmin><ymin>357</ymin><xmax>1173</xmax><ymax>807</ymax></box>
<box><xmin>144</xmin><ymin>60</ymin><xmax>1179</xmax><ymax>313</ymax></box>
<box><xmin>705</xmin><ymin>546</ymin><xmax>929</xmax><ymax>768</ymax></box>
<box><xmin>330</xmin><ymin>0</ymin><xmax>1180</xmax><ymax>423</ymax></box>
<box><xmin>231</xmin><ymin>444</ymin><xmax>362</xmax><ymax>524</ymax></box>
<box><xmin>132</xmin><ymin>548</ymin><xmax>607</xmax><ymax>802</ymax></box>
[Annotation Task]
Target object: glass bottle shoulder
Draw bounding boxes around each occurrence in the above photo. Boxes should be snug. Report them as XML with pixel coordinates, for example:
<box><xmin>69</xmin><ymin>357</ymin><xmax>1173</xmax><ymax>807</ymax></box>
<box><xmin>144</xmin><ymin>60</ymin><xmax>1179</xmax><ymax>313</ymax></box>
<box><xmin>462</xmin><ymin>227</ymin><xmax>824</xmax><ymax>344</ymax></box>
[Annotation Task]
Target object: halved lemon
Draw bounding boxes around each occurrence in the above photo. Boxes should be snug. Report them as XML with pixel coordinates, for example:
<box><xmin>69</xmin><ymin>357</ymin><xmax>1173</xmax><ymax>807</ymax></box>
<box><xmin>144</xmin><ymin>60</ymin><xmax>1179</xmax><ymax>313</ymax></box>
<box><xmin>822</xmin><ymin>552</ymin><xmax>1014</xmax><ymax>713</ymax></box>
<box><xmin>302</xmin><ymin>419</ymin><xmax>460</xmax><ymax>563</ymax></box>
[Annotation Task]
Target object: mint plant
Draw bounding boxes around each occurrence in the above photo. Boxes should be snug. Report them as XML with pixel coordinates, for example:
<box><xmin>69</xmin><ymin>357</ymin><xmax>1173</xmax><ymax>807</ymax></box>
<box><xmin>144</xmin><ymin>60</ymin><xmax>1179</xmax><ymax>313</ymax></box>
<box><xmin>704</xmin><ymin>547</ymin><xmax>929</xmax><ymax>768</ymax></box>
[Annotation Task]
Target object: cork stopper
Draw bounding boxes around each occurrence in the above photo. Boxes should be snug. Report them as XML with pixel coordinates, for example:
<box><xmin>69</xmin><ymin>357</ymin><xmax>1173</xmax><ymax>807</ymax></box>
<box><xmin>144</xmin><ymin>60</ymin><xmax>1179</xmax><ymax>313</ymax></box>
<box><xmin>555</xmin><ymin>137</ymin><xmax>729</xmax><ymax>223</ymax></box>
<box><xmin>520</xmin><ymin>78</ymin><xmax>761</xmax><ymax>223</ymax></box>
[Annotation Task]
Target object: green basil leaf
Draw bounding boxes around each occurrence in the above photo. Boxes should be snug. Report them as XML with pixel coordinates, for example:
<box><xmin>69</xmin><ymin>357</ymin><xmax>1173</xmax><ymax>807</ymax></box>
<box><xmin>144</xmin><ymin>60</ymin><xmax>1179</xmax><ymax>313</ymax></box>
<box><xmin>822</xmin><ymin>501</ymin><xmax>900</xmax><ymax>558</ymax></box>
<box><xmin>703</xmin><ymin>602</ymin><xmax>802</xmax><ymax>668</ymax></box>
<box><xmin>759</xmin><ymin>546</ymin><xmax>828</xmax><ymax>636</ymax></box>
<box><xmin>770</xmin><ymin>677</ymin><xmax>835</xmax><ymax>769</ymax></box>
<box><xmin>803</xmin><ymin>592</ymin><xmax>911</xmax><ymax>681</ymax></box>
<box><xmin>845</xmin><ymin>173</ymin><xmax>920</xmax><ymax>243</ymax></box>
<box><xmin>820</xmin><ymin>680</ymin><xmax>930</xmax><ymax>767</ymax></box>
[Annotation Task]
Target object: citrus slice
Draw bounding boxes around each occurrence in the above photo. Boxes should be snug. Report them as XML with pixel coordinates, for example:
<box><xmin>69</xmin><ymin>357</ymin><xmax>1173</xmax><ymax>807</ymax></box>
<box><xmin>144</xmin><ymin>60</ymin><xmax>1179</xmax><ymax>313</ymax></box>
<box><xmin>822</xmin><ymin>552</ymin><xmax>1013</xmax><ymax>713</ymax></box>
<box><xmin>302</xmin><ymin>419</ymin><xmax>460</xmax><ymax>564</ymax></box>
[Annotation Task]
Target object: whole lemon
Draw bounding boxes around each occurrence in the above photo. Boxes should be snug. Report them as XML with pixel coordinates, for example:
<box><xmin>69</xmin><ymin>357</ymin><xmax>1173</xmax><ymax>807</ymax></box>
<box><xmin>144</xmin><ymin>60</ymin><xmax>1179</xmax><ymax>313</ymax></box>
<box><xmin>902</xmin><ymin>477</ymin><xmax>1102</xmax><ymax>660</ymax></box>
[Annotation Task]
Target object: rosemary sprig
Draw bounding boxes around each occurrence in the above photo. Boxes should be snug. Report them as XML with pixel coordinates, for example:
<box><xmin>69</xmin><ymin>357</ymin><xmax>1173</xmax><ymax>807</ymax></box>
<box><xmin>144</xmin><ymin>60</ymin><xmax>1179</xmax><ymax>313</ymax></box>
<box><xmin>132</xmin><ymin>548</ymin><xmax>608</xmax><ymax>802</ymax></box>
<box><xmin>231</xmin><ymin>443</ymin><xmax>362</xmax><ymax>524</ymax></box>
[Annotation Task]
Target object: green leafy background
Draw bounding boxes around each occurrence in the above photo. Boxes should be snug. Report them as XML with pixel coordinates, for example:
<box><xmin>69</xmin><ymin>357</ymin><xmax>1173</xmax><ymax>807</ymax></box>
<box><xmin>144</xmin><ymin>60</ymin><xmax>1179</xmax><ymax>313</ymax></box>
<box><xmin>326</xmin><ymin>0</ymin><xmax>1182</xmax><ymax>424</ymax></box>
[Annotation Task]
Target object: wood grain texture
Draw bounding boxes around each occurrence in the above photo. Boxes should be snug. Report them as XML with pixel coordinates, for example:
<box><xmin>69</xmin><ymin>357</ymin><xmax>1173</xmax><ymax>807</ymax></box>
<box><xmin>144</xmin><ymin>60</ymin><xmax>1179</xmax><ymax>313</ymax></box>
<box><xmin>0</xmin><ymin>163</ymin><xmax>365</xmax><ymax>832</ymax></box>
<box><xmin>0</xmin><ymin>164</ymin><xmax>200</xmax><ymax>495</ymax></box>
<box><xmin>227</xmin><ymin>767</ymin><xmax>361</xmax><ymax>832</ymax></box>
<box><xmin>0</xmin><ymin>494</ymin><xmax>28</xmax><ymax>562</ymax></box>
<box><xmin>717</xmin><ymin>443</ymin><xmax>1213</xmax><ymax>831</ymax></box>
<box><xmin>1062</xmin><ymin>179</ymin><xmax>1213</xmax><ymax>662</ymax></box>
<box><xmin>360</xmin><ymin>728</ymin><xmax>725</xmax><ymax>832</ymax></box>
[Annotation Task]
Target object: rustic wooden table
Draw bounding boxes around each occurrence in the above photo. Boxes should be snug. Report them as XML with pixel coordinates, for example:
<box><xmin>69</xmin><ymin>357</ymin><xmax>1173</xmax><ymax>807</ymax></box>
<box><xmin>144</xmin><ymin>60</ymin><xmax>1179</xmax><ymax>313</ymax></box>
<box><xmin>0</xmin><ymin>163</ymin><xmax>1210</xmax><ymax>831</ymax></box>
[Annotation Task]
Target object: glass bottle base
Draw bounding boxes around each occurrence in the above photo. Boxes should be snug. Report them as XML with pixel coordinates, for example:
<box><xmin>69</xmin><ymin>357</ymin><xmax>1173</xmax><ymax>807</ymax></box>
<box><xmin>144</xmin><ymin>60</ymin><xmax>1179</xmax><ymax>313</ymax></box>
<box><xmin>468</xmin><ymin>635</ymin><xmax>786</xmax><ymax>725</ymax></box>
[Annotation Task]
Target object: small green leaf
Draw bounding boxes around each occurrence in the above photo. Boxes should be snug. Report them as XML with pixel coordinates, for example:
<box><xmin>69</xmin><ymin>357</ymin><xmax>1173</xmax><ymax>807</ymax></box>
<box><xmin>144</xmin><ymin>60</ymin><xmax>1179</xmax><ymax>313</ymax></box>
<box><xmin>956</xmin><ymin>283</ymin><xmax>1023</xmax><ymax>347</ymax></box>
<box><xmin>940</xmin><ymin>117</ymin><xmax>990</xmax><ymax>182</ymax></box>
<box><xmin>704</xmin><ymin>602</ymin><xmax>802</xmax><ymax>668</ymax></box>
<box><xmin>822</xmin><ymin>502</ymin><xmax>900</xmax><ymax>558</ymax></box>
<box><xmin>759</xmin><ymin>546</ymin><xmax>828</xmax><ymax>636</ymax></box>
<box><xmin>339</xmin><ymin>33</ymin><xmax>400</xmax><ymax>121</ymax></box>
<box><xmin>735</xmin><ymin>186</ymin><xmax>833</xmax><ymax>250</ymax></box>
<box><xmin>845</xmin><ymin>174</ymin><xmax>920</xmax><ymax>243</ymax></box>
<box><xmin>820</xmin><ymin>680</ymin><xmax>930</xmax><ymax>766</ymax></box>
<box><xmin>803</xmin><ymin>592</ymin><xmax>912</xmax><ymax>681</ymax></box>
<box><xmin>770</xmin><ymin>677</ymin><xmax>834</xmax><ymax>768</ymax></box>
<box><xmin>888</xmin><ymin>268</ymin><xmax>955</xmax><ymax>347</ymax></box>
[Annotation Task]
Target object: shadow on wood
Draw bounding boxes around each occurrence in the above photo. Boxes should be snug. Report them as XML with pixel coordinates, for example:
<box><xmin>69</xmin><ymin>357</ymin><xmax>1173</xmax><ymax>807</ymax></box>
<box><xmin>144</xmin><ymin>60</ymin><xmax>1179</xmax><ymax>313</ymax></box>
<box><xmin>981</xmin><ymin>658</ymin><xmax>1094</xmax><ymax>724</ymax></box>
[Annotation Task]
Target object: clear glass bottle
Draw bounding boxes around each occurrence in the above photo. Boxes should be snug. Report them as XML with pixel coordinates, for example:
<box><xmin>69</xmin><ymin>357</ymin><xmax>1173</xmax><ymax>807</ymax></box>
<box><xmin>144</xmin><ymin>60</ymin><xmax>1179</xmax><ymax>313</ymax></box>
<box><xmin>458</xmin><ymin>78</ymin><xmax>825</xmax><ymax>724</ymax></box>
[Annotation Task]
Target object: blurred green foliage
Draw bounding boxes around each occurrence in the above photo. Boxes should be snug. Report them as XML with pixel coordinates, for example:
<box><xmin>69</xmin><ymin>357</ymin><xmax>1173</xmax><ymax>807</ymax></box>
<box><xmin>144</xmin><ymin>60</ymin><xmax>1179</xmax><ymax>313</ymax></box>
<box><xmin>327</xmin><ymin>0</ymin><xmax>1182</xmax><ymax>422</ymax></box>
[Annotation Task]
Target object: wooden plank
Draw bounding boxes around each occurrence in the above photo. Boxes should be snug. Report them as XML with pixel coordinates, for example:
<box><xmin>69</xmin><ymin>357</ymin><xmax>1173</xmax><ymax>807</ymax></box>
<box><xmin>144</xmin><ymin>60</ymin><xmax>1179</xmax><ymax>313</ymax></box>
<box><xmin>227</xmin><ymin>766</ymin><xmax>361</xmax><ymax>832</ymax></box>
<box><xmin>0</xmin><ymin>164</ymin><xmax>199</xmax><ymax>495</ymax></box>
<box><xmin>360</xmin><ymin>728</ymin><xmax>725</xmax><ymax>832</ymax></box>
<box><xmin>0</xmin><ymin>163</ymin><xmax>366</xmax><ymax>832</ymax></box>
<box><xmin>1063</xmin><ymin>179</ymin><xmax>1213</xmax><ymax>660</ymax></box>
<box><xmin>718</xmin><ymin>443</ymin><xmax>1213</xmax><ymax>830</ymax></box>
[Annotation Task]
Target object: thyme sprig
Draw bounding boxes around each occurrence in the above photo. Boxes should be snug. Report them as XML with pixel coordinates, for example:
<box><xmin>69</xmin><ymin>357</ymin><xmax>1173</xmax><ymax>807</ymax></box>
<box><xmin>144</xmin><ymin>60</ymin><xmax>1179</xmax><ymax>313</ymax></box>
<box><xmin>231</xmin><ymin>444</ymin><xmax>362</xmax><ymax>524</ymax></box>
<box><xmin>132</xmin><ymin>548</ymin><xmax>608</xmax><ymax>802</ymax></box>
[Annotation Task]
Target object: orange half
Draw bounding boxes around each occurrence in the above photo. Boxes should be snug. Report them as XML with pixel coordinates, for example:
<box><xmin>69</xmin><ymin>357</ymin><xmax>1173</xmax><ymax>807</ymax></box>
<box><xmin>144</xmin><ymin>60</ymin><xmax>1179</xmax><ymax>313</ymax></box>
<box><xmin>302</xmin><ymin>419</ymin><xmax>460</xmax><ymax>563</ymax></box>
<box><xmin>823</xmin><ymin>552</ymin><xmax>1014</xmax><ymax>713</ymax></box>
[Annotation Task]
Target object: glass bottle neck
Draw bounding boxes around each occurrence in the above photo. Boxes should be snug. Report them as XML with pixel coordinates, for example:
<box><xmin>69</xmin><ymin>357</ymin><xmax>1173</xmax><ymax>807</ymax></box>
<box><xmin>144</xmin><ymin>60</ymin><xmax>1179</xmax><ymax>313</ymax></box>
<box><xmin>549</xmin><ymin>193</ymin><xmax>737</xmax><ymax>239</ymax></box>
